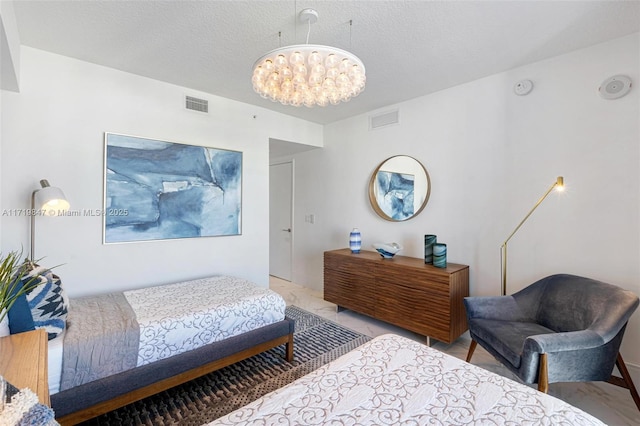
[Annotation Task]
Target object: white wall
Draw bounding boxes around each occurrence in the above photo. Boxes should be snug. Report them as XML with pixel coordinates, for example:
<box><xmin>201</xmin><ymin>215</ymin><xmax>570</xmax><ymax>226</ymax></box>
<box><xmin>0</xmin><ymin>0</ymin><xmax>21</xmax><ymax>92</ymax></box>
<box><xmin>288</xmin><ymin>33</ymin><xmax>640</xmax><ymax>367</ymax></box>
<box><xmin>0</xmin><ymin>47</ymin><xmax>321</xmax><ymax>297</ymax></box>
<box><xmin>0</xmin><ymin>0</ymin><xmax>22</xmax><ymax>246</ymax></box>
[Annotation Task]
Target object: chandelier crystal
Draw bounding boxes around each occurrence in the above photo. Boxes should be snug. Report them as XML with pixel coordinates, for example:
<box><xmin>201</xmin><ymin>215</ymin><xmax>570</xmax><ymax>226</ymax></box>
<box><xmin>252</xmin><ymin>9</ymin><xmax>366</xmax><ymax>107</ymax></box>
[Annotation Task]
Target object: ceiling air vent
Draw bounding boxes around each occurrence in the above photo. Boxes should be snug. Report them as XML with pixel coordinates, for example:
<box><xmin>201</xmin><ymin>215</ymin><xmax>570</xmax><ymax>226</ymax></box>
<box><xmin>185</xmin><ymin>95</ymin><xmax>208</xmax><ymax>113</ymax></box>
<box><xmin>369</xmin><ymin>109</ymin><xmax>399</xmax><ymax>130</ymax></box>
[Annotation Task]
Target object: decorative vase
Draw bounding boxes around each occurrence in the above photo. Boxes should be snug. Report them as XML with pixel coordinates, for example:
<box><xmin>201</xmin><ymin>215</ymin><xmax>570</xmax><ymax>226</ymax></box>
<box><xmin>349</xmin><ymin>228</ymin><xmax>362</xmax><ymax>254</ymax></box>
<box><xmin>433</xmin><ymin>243</ymin><xmax>447</xmax><ymax>268</ymax></box>
<box><xmin>424</xmin><ymin>235</ymin><xmax>437</xmax><ymax>264</ymax></box>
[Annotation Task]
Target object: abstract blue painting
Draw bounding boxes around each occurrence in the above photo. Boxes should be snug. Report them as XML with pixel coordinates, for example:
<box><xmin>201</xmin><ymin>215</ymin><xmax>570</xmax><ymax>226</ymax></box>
<box><xmin>375</xmin><ymin>171</ymin><xmax>415</xmax><ymax>220</ymax></box>
<box><xmin>104</xmin><ymin>133</ymin><xmax>242</xmax><ymax>243</ymax></box>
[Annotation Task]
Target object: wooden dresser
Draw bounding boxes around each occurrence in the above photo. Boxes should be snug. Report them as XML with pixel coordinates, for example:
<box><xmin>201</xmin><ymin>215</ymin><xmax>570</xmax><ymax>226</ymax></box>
<box><xmin>0</xmin><ymin>328</ymin><xmax>50</xmax><ymax>405</ymax></box>
<box><xmin>324</xmin><ymin>249</ymin><xmax>469</xmax><ymax>344</ymax></box>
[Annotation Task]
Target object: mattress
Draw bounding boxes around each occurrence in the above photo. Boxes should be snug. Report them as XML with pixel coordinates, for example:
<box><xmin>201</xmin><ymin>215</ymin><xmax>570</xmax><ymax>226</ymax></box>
<box><xmin>124</xmin><ymin>275</ymin><xmax>286</xmax><ymax>366</ymax></box>
<box><xmin>210</xmin><ymin>334</ymin><xmax>605</xmax><ymax>426</ymax></box>
<box><xmin>48</xmin><ymin>275</ymin><xmax>286</xmax><ymax>393</ymax></box>
<box><xmin>47</xmin><ymin>331</ymin><xmax>65</xmax><ymax>394</ymax></box>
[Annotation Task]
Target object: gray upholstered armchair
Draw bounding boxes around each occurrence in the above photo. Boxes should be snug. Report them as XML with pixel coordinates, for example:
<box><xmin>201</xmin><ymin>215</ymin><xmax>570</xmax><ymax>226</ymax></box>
<box><xmin>464</xmin><ymin>274</ymin><xmax>640</xmax><ymax>410</ymax></box>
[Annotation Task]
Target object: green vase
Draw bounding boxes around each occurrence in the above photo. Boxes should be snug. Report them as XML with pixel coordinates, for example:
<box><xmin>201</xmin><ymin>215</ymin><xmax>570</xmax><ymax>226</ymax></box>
<box><xmin>433</xmin><ymin>243</ymin><xmax>447</xmax><ymax>268</ymax></box>
<box><xmin>424</xmin><ymin>235</ymin><xmax>437</xmax><ymax>264</ymax></box>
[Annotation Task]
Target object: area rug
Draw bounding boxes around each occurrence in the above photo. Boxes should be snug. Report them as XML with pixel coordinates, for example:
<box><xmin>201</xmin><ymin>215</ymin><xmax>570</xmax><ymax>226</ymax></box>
<box><xmin>79</xmin><ymin>306</ymin><xmax>371</xmax><ymax>426</ymax></box>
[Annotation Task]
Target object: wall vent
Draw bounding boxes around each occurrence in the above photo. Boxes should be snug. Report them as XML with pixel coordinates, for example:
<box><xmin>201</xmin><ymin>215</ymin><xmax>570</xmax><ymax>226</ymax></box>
<box><xmin>369</xmin><ymin>109</ymin><xmax>399</xmax><ymax>130</ymax></box>
<box><xmin>185</xmin><ymin>95</ymin><xmax>209</xmax><ymax>113</ymax></box>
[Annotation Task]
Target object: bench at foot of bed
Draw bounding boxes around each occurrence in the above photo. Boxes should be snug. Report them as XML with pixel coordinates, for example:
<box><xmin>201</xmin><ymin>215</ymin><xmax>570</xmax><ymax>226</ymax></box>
<box><xmin>53</xmin><ymin>318</ymin><xmax>294</xmax><ymax>425</ymax></box>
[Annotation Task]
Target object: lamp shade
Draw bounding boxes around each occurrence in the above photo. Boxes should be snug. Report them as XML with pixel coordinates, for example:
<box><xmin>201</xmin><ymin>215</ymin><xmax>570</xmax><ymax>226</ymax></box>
<box><xmin>30</xmin><ymin>179</ymin><xmax>69</xmax><ymax>262</ymax></box>
<box><xmin>34</xmin><ymin>180</ymin><xmax>70</xmax><ymax>216</ymax></box>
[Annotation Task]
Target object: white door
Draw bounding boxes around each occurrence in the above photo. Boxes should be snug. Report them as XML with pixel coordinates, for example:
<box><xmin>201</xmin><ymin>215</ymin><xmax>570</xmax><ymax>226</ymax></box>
<box><xmin>269</xmin><ymin>161</ymin><xmax>293</xmax><ymax>281</ymax></box>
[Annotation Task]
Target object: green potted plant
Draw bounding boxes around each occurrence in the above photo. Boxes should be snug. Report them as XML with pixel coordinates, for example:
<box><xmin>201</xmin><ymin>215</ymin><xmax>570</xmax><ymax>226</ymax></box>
<box><xmin>0</xmin><ymin>251</ymin><xmax>42</xmax><ymax>336</ymax></box>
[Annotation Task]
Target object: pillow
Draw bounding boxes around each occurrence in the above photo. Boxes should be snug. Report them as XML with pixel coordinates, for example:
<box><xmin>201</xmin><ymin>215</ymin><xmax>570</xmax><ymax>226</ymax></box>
<box><xmin>3</xmin><ymin>377</ymin><xmax>58</xmax><ymax>425</ymax></box>
<box><xmin>8</xmin><ymin>265</ymin><xmax>68</xmax><ymax>340</ymax></box>
<box><xmin>7</xmin><ymin>276</ymin><xmax>36</xmax><ymax>334</ymax></box>
<box><xmin>25</xmin><ymin>267</ymin><xmax>68</xmax><ymax>340</ymax></box>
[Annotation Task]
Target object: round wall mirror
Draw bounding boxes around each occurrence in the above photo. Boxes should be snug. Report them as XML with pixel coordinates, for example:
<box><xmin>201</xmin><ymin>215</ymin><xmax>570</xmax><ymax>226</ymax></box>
<box><xmin>368</xmin><ymin>155</ymin><xmax>431</xmax><ymax>221</ymax></box>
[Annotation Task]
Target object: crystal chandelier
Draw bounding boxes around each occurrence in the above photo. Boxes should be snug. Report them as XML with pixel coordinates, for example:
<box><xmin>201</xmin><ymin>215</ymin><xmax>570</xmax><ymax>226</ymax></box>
<box><xmin>252</xmin><ymin>8</ymin><xmax>366</xmax><ymax>107</ymax></box>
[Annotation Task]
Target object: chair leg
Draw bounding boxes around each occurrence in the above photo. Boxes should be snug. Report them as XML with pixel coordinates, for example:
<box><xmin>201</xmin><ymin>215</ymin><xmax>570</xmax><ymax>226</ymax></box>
<box><xmin>607</xmin><ymin>353</ymin><xmax>640</xmax><ymax>411</ymax></box>
<box><xmin>466</xmin><ymin>340</ymin><xmax>477</xmax><ymax>363</ymax></box>
<box><xmin>537</xmin><ymin>353</ymin><xmax>549</xmax><ymax>393</ymax></box>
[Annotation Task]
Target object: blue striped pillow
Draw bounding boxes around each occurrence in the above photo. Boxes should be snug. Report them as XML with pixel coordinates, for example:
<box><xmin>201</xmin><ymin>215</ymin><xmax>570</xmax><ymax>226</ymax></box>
<box><xmin>25</xmin><ymin>268</ymin><xmax>68</xmax><ymax>340</ymax></box>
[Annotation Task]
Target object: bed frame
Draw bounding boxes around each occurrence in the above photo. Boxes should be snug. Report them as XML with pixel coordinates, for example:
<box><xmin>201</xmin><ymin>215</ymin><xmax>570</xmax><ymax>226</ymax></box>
<box><xmin>52</xmin><ymin>318</ymin><xmax>294</xmax><ymax>425</ymax></box>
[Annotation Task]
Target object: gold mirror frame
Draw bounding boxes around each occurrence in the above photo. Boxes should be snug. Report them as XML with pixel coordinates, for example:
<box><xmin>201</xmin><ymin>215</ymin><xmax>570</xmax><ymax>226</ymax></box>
<box><xmin>368</xmin><ymin>155</ymin><xmax>431</xmax><ymax>221</ymax></box>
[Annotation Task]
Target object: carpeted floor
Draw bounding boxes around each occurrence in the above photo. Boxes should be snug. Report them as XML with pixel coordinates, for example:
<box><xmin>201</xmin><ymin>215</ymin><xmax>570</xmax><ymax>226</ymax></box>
<box><xmin>80</xmin><ymin>306</ymin><xmax>371</xmax><ymax>426</ymax></box>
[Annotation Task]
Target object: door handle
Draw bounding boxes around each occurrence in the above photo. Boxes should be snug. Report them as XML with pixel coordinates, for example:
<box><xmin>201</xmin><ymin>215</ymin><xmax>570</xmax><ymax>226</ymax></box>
<box><xmin>282</xmin><ymin>228</ymin><xmax>292</xmax><ymax>232</ymax></box>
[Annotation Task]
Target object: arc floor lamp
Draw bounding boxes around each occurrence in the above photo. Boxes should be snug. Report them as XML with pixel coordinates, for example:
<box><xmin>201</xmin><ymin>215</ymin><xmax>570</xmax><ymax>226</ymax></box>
<box><xmin>30</xmin><ymin>179</ymin><xmax>70</xmax><ymax>263</ymax></box>
<box><xmin>501</xmin><ymin>176</ymin><xmax>564</xmax><ymax>296</ymax></box>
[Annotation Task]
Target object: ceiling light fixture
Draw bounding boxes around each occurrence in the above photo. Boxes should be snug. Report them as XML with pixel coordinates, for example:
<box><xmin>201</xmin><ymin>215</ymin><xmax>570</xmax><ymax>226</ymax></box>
<box><xmin>252</xmin><ymin>8</ymin><xmax>366</xmax><ymax>107</ymax></box>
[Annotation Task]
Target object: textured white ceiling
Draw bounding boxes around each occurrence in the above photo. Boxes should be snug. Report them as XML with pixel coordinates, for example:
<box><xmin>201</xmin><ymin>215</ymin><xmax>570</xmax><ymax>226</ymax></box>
<box><xmin>11</xmin><ymin>0</ymin><xmax>640</xmax><ymax>125</ymax></box>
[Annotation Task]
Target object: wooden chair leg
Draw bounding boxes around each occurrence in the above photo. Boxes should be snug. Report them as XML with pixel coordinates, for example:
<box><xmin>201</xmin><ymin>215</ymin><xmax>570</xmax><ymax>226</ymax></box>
<box><xmin>537</xmin><ymin>353</ymin><xmax>549</xmax><ymax>393</ymax></box>
<box><xmin>607</xmin><ymin>353</ymin><xmax>640</xmax><ymax>411</ymax></box>
<box><xmin>466</xmin><ymin>340</ymin><xmax>477</xmax><ymax>363</ymax></box>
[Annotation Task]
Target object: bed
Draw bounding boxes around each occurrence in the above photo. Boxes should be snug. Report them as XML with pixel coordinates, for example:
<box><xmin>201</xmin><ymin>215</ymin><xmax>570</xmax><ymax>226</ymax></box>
<box><xmin>47</xmin><ymin>275</ymin><xmax>294</xmax><ymax>425</ymax></box>
<box><xmin>210</xmin><ymin>334</ymin><xmax>605</xmax><ymax>425</ymax></box>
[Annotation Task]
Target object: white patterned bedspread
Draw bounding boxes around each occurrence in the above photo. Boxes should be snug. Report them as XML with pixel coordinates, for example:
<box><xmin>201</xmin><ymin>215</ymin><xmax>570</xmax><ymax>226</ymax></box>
<box><xmin>124</xmin><ymin>276</ymin><xmax>286</xmax><ymax>367</ymax></box>
<box><xmin>210</xmin><ymin>334</ymin><xmax>605</xmax><ymax>426</ymax></box>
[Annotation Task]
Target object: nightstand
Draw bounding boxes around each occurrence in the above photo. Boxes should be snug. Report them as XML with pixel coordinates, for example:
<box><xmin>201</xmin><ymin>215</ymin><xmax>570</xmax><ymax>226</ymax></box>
<box><xmin>0</xmin><ymin>328</ymin><xmax>49</xmax><ymax>405</ymax></box>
